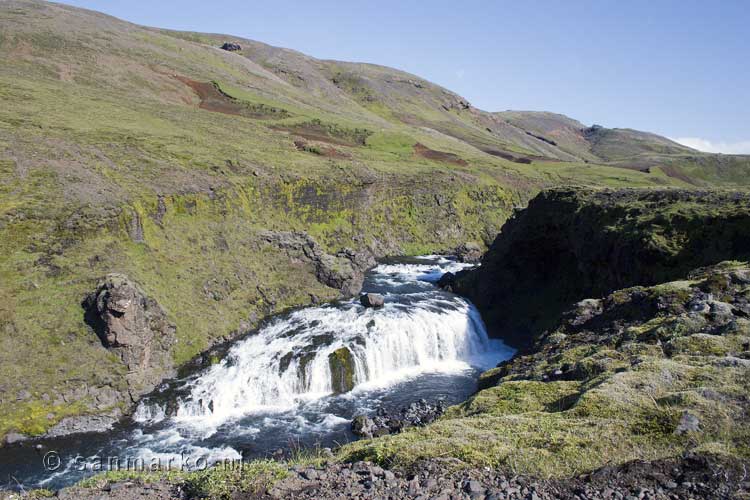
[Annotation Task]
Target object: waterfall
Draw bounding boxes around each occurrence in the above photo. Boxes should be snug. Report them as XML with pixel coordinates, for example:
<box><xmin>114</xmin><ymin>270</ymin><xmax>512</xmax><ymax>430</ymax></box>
<box><xmin>135</xmin><ymin>258</ymin><xmax>504</xmax><ymax>431</ymax></box>
<box><xmin>5</xmin><ymin>256</ymin><xmax>514</xmax><ymax>491</ymax></box>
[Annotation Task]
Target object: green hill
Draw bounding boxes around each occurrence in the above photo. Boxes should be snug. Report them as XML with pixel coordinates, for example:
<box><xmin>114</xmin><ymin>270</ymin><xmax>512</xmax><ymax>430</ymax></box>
<box><xmin>0</xmin><ymin>0</ymin><xmax>749</xmax><ymax>441</ymax></box>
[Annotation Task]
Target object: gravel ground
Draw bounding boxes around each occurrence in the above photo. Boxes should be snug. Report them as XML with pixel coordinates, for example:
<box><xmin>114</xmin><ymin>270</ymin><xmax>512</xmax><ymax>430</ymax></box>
<box><xmin>36</xmin><ymin>452</ymin><xmax>748</xmax><ymax>500</ymax></box>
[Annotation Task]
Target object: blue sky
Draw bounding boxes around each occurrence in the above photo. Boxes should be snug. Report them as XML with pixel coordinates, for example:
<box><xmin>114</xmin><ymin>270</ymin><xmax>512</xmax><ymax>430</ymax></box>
<box><xmin>59</xmin><ymin>0</ymin><xmax>750</xmax><ymax>153</ymax></box>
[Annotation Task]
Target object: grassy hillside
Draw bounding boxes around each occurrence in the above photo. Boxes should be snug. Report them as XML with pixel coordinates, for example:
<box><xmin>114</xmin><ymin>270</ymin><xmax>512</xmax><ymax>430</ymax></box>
<box><xmin>0</xmin><ymin>0</ymin><xmax>749</xmax><ymax>441</ymax></box>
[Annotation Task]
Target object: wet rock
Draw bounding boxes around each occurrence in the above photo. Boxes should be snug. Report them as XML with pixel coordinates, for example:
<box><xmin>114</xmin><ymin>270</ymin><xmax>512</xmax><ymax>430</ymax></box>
<box><xmin>328</xmin><ymin>347</ymin><xmax>355</xmax><ymax>393</ymax></box>
<box><xmin>46</xmin><ymin>414</ymin><xmax>119</xmax><ymax>437</ymax></box>
<box><xmin>82</xmin><ymin>274</ymin><xmax>176</xmax><ymax>397</ymax></box>
<box><xmin>437</xmin><ymin>272</ymin><xmax>456</xmax><ymax>292</ymax></box>
<box><xmin>220</xmin><ymin>42</ymin><xmax>241</xmax><ymax>51</ymax></box>
<box><xmin>351</xmin><ymin>399</ymin><xmax>446</xmax><ymax>437</ymax></box>
<box><xmin>351</xmin><ymin>415</ymin><xmax>378</xmax><ymax>438</ymax></box>
<box><xmin>3</xmin><ymin>432</ymin><xmax>28</xmax><ymax>445</ymax></box>
<box><xmin>456</xmin><ymin>242</ymin><xmax>483</xmax><ymax>263</ymax></box>
<box><xmin>360</xmin><ymin>292</ymin><xmax>385</xmax><ymax>308</ymax></box>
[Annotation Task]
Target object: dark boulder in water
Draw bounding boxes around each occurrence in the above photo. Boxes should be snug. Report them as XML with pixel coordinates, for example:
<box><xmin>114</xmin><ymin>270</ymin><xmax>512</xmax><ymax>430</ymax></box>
<box><xmin>360</xmin><ymin>292</ymin><xmax>385</xmax><ymax>308</ymax></box>
<box><xmin>328</xmin><ymin>347</ymin><xmax>355</xmax><ymax>393</ymax></box>
<box><xmin>351</xmin><ymin>399</ymin><xmax>446</xmax><ymax>438</ymax></box>
<box><xmin>437</xmin><ymin>272</ymin><xmax>456</xmax><ymax>292</ymax></box>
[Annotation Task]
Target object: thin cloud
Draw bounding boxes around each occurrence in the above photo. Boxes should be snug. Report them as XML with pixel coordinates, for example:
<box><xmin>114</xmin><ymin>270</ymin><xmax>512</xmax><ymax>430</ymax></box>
<box><xmin>672</xmin><ymin>137</ymin><xmax>750</xmax><ymax>155</ymax></box>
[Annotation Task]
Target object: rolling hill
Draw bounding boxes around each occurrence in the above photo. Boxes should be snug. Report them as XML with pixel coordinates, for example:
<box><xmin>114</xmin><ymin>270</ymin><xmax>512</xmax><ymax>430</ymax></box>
<box><xmin>0</xmin><ymin>0</ymin><xmax>749</xmax><ymax>441</ymax></box>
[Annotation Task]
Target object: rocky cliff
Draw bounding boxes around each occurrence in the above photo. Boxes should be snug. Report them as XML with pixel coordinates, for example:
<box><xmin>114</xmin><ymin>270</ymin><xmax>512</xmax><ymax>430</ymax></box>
<box><xmin>451</xmin><ymin>188</ymin><xmax>750</xmax><ymax>347</ymax></box>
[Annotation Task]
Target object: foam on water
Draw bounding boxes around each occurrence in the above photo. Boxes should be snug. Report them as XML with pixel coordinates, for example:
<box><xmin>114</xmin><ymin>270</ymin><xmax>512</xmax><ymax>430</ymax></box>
<box><xmin>6</xmin><ymin>255</ymin><xmax>513</xmax><ymax>491</ymax></box>
<box><xmin>166</xmin><ymin>288</ymin><xmax>497</xmax><ymax>431</ymax></box>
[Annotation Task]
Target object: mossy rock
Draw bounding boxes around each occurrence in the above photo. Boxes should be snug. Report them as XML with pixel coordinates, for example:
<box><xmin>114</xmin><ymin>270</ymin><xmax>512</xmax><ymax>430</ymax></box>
<box><xmin>328</xmin><ymin>347</ymin><xmax>355</xmax><ymax>393</ymax></box>
<box><xmin>665</xmin><ymin>333</ymin><xmax>736</xmax><ymax>357</ymax></box>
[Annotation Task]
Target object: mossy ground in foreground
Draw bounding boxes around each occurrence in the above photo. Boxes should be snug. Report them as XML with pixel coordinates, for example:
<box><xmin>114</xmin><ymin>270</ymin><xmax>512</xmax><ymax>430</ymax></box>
<box><xmin>338</xmin><ymin>262</ymin><xmax>750</xmax><ymax>478</ymax></box>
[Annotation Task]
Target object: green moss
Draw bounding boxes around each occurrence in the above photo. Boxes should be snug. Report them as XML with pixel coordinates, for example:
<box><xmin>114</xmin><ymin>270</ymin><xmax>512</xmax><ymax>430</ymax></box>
<box><xmin>183</xmin><ymin>460</ymin><xmax>288</xmax><ymax>500</ymax></box>
<box><xmin>666</xmin><ymin>333</ymin><xmax>737</xmax><ymax>356</ymax></box>
<box><xmin>0</xmin><ymin>399</ymin><xmax>95</xmax><ymax>438</ymax></box>
<box><xmin>452</xmin><ymin>381</ymin><xmax>581</xmax><ymax>417</ymax></box>
<box><xmin>328</xmin><ymin>347</ymin><xmax>355</xmax><ymax>393</ymax></box>
<box><xmin>366</xmin><ymin>131</ymin><xmax>415</xmax><ymax>155</ymax></box>
<box><xmin>76</xmin><ymin>459</ymin><xmax>287</xmax><ymax>500</ymax></box>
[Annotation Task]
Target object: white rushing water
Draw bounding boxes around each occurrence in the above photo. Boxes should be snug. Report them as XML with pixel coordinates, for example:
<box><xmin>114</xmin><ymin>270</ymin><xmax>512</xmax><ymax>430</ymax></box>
<box><xmin>10</xmin><ymin>256</ymin><xmax>513</xmax><ymax>490</ymax></box>
<box><xmin>134</xmin><ymin>257</ymin><xmax>505</xmax><ymax>433</ymax></box>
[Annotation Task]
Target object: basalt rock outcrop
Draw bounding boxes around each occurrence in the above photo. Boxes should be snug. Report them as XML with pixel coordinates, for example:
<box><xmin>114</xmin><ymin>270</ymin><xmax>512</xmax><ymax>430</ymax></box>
<box><xmin>451</xmin><ymin>188</ymin><xmax>750</xmax><ymax>347</ymax></box>
<box><xmin>455</xmin><ymin>242</ymin><xmax>483</xmax><ymax>263</ymax></box>
<box><xmin>220</xmin><ymin>42</ymin><xmax>241</xmax><ymax>51</ymax></box>
<box><xmin>261</xmin><ymin>231</ymin><xmax>376</xmax><ymax>297</ymax></box>
<box><xmin>83</xmin><ymin>274</ymin><xmax>177</xmax><ymax>400</ymax></box>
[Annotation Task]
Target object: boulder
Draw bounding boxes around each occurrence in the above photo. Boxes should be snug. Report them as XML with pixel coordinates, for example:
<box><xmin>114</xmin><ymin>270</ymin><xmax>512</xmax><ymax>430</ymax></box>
<box><xmin>456</xmin><ymin>242</ymin><xmax>483</xmax><ymax>263</ymax></box>
<box><xmin>675</xmin><ymin>412</ymin><xmax>701</xmax><ymax>435</ymax></box>
<box><xmin>360</xmin><ymin>293</ymin><xmax>385</xmax><ymax>308</ymax></box>
<box><xmin>328</xmin><ymin>347</ymin><xmax>355</xmax><ymax>393</ymax></box>
<box><xmin>220</xmin><ymin>42</ymin><xmax>242</xmax><ymax>51</ymax></box>
<box><xmin>261</xmin><ymin>231</ymin><xmax>375</xmax><ymax>296</ymax></box>
<box><xmin>4</xmin><ymin>432</ymin><xmax>28</xmax><ymax>445</ymax></box>
<box><xmin>437</xmin><ymin>272</ymin><xmax>456</xmax><ymax>292</ymax></box>
<box><xmin>351</xmin><ymin>415</ymin><xmax>377</xmax><ymax>438</ymax></box>
<box><xmin>83</xmin><ymin>274</ymin><xmax>176</xmax><ymax>397</ymax></box>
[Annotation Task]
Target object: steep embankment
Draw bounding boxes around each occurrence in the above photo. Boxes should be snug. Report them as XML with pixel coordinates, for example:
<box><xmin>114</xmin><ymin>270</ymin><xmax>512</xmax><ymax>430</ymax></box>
<box><xmin>339</xmin><ymin>190</ymin><xmax>750</xmax><ymax>487</ymax></box>
<box><xmin>451</xmin><ymin>188</ymin><xmax>750</xmax><ymax>347</ymax></box>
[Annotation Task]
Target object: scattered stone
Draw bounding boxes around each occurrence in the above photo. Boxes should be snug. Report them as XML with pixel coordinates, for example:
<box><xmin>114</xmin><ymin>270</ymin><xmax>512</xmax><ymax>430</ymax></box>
<box><xmin>360</xmin><ymin>292</ymin><xmax>385</xmax><ymax>308</ymax></box>
<box><xmin>351</xmin><ymin>399</ymin><xmax>446</xmax><ymax>437</ymax></box>
<box><xmin>674</xmin><ymin>411</ymin><xmax>701</xmax><ymax>434</ymax></box>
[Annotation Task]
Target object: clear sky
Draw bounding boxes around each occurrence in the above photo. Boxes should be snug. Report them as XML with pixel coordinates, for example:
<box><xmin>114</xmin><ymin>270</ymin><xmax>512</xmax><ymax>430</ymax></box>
<box><xmin>58</xmin><ymin>0</ymin><xmax>750</xmax><ymax>153</ymax></box>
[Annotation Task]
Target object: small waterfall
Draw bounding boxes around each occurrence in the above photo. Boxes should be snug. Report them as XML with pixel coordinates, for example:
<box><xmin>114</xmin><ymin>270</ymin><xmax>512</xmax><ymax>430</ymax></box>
<box><xmin>1</xmin><ymin>257</ymin><xmax>515</xmax><ymax>491</ymax></box>
<box><xmin>131</xmin><ymin>258</ymin><xmax>506</xmax><ymax>432</ymax></box>
<box><xmin>168</xmin><ymin>295</ymin><xmax>492</xmax><ymax>427</ymax></box>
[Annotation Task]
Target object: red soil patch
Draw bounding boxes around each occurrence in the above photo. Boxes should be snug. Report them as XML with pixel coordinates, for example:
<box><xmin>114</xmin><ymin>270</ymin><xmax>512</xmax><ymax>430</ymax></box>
<box><xmin>414</xmin><ymin>143</ymin><xmax>468</xmax><ymax>166</ymax></box>
<box><xmin>175</xmin><ymin>76</ymin><xmax>289</xmax><ymax>119</ymax></box>
<box><xmin>175</xmin><ymin>76</ymin><xmax>245</xmax><ymax>116</ymax></box>
<box><xmin>273</xmin><ymin>127</ymin><xmax>358</xmax><ymax>147</ymax></box>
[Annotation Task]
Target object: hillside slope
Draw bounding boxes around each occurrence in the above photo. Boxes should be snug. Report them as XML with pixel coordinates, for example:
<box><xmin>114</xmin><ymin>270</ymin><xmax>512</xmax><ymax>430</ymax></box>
<box><xmin>0</xmin><ymin>0</ymin><xmax>749</xmax><ymax>442</ymax></box>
